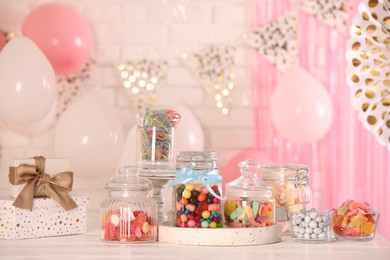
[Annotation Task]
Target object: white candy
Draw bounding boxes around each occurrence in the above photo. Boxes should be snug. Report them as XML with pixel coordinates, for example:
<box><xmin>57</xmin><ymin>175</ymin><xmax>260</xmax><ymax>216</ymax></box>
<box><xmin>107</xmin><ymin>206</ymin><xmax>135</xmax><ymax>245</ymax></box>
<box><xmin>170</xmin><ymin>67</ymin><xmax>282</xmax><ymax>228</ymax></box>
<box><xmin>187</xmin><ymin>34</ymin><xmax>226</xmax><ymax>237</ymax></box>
<box><xmin>298</xmin><ymin>213</ymin><xmax>306</xmax><ymax>219</ymax></box>
<box><xmin>305</xmin><ymin>227</ymin><xmax>313</xmax><ymax>234</ymax></box>
<box><xmin>311</xmin><ymin>233</ymin><xmax>318</xmax><ymax>239</ymax></box>
<box><xmin>297</xmin><ymin>233</ymin><xmax>304</xmax><ymax>238</ymax></box>
<box><xmin>299</xmin><ymin>221</ymin><xmax>308</xmax><ymax>228</ymax></box>
<box><xmin>293</xmin><ymin>226</ymin><xmax>300</xmax><ymax>233</ymax></box>
<box><xmin>314</xmin><ymin>227</ymin><xmax>323</xmax><ymax>234</ymax></box>
<box><xmin>315</xmin><ymin>216</ymin><xmax>323</xmax><ymax>222</ymax></box>
<box><xmin>295</xmin><ymin>217</ymin><xmax>302</xmax><ymax>224</ymax></box>
<box><xmin>318</xmin><ymin>232</ymin><xmax>326</xmax><ymax>239</ymax></box>
<box><xmin>303</xmin><ymin>233</ymin><xmax>311</xmax><ymax>239</ymax></box>
<box><xmin>309</xmin><ymin>211</ymin><xmax>318</xmax><ymax>219</ymax></box>
<box><xmin>305</xmin><ymin>216</ymin><xmax>311</xmax><ymax>223</ymax></box>
<box><xmin>309</xmin><ymin>220</ymin><xmax>317</xmax><ymax>228</ymax></box>
<box><xmin>319</xmin><ymin>222</ymin><xmax>328</xmax><ymax>228</ymax></box>
<box><xmin>299</xmin><ymin>228</ymin><xmax>305</xmax><ymax>234</ymax></box>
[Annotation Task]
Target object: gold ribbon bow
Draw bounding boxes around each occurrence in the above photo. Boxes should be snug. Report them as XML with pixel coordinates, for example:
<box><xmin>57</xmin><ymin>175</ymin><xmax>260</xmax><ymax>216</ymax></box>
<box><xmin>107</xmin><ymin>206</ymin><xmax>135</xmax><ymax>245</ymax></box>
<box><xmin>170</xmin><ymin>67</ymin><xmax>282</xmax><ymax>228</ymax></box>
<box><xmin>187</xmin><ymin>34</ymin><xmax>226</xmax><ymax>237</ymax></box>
<box><xmin>8</xmin><ymin>156</ymin><xmax>77</xmax><ymax>211</ymax></box>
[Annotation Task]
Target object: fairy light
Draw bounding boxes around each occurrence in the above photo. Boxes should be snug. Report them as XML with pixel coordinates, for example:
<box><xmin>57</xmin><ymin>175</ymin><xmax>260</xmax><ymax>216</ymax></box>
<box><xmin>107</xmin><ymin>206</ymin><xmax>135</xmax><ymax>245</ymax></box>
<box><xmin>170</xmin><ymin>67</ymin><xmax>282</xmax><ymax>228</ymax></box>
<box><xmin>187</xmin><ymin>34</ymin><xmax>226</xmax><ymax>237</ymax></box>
<box><xmin>118</xmin><ymin>60</ymin><xmax>167</xmax><ymax>114</ymax></box>
<box><xmin>181</xmin><ymin>46</ymin><xmax>236</xmax><ymax>115</ymax></box>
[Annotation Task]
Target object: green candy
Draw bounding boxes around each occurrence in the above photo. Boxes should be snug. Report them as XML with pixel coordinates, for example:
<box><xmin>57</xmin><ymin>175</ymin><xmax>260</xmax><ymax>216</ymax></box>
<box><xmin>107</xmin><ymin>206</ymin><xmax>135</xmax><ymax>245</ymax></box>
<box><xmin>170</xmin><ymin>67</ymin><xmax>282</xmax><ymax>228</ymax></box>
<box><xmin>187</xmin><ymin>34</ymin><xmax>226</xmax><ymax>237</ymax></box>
<box><xmin>229</xmin><ymin>207</ymin><xmax>243</xmax><ymax>220</ymax></box>
<box><xmin>252</xmin><ymin>202</ymin><xmax>259</xmax><ymax>219</ymax></box>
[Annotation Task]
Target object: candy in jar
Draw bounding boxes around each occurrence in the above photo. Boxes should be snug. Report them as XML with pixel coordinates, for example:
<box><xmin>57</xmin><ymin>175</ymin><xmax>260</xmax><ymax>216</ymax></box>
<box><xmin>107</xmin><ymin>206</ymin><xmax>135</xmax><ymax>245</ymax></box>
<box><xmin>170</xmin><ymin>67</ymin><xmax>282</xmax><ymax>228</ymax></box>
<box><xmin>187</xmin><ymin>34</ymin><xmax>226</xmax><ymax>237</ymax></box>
<box><xmin>261</xmin><ymin>164</ymin><xmax>311</xmax><ymax>223</ymax></box>
<box><xmin>169</xmin><ymin>151</ymin><xmax>223</xmax><ymax>228</ymax></box>
<box><xmin>101</xmin><ymin>166</ymin><xmax>157</xmax><ymax>243</ymax></box>
<box><xmin>290</xmin><ymin>208</ymin><xmax>330</xmax><ymax>242</ymax></box>
<box><xmin>224</xmin><ymin>160</ymin><xmax>275</xmax><ymax>228</ymax></box>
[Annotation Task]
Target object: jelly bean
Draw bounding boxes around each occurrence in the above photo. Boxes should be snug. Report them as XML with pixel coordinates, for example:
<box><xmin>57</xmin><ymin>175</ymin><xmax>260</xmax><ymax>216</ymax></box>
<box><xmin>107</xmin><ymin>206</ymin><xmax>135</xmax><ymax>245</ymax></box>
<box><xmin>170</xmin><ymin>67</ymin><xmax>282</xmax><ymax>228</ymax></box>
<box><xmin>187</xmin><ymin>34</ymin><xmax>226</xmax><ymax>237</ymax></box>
<box><xmin>198</xmin><ymin>201</ymin><xmax>208</xmax><ymax>211</ymax></box>
<box><xmin>209</xmin><ymin>222</ymin><xmax>217</xmax><ymax>228</ymax></box>
<box><xmin>180</xmin><ymin>184</ymin><xmax>186</xmax><ymax>190</ymax></box>
<box><xmin>185</xmin><ymin>183</ymin><xmax>194</xmax><ymax>191</ymax></box>
<box><xmin>213</xmin><ymin>198</ymin><xmax>220</xmax><ymax>204</ymax></box>
<box><xmin>180</xmin><ymin>214</ymin><xmax>188</xmax><ymax>223</ymax></box>
<box><xmin>187</xmin><ymin>219</ymin><xmax>196</xmax><ymax>228</ymax></box>
<box><xmin>201</xmin><ymin>187</ymin><xmax>209</xmax><ymax>194</ymax></box>
<box><xmin>184</xmin><ymin>209</ymin><xmax>190</xmax><ymax>214</ymax></box>
<box><xmin>202</xmin><ymin>210</ymin><xmax>211</xmax><ymax>219</ymax></box>
<box><xmin>179</xmin><ymin>198</ymin><xmax>188</xmax><ymax>205</ymax></box>
<box><xmin>197</xmin><ymin>193</ymin><xmax>206</xmax><ymax>202</ymax></box>
<box><xmin>201</xmin><ymin>221</ymin><xmax>209</xmax><ymax>228</ymax></box>
<box><xmin>187</xmin><ymin>214</ymin><xmax>195</xmax><ymax>220</ymax></box>
<box><xmin>188</xmin><ymin>197</ymin><xmax>198</xmax><ymax>205</ymax></box>
<box><xmin>180</xmin><ymin>222</ymin><xmax>187</xmax><ymax>228</ymax></box>
<box><xmin>217</xmin><ymin>222</ymin><xmax>223</xmax><ymax>228</ymax></box>
<box><xmin>191</xmin><ymin>190</ymin><xmax>200</xmax><ymax>198</ymax></box>
<box><xmin>206</xmin><ymin>196</ymin><xmax>214</xmax><ymax>204</ymax></box>
<box><xmin>208</xmin><ymin>204</ymin><xmax>220</xmax><ymax>212</ymax></box>
<box><xmin>183</xmin><ymin>189</ymin><xmax>192</xmax><ymax>199</ymax></box>
<box><xmin>213</xmin><ymin>212</ymin><xmax>220</xmax><ymax>218</ymax></box>
<box><xmin>185</xmin><ymin>204</ymin><xmax>196</xmax><ymax>212</ymax></box>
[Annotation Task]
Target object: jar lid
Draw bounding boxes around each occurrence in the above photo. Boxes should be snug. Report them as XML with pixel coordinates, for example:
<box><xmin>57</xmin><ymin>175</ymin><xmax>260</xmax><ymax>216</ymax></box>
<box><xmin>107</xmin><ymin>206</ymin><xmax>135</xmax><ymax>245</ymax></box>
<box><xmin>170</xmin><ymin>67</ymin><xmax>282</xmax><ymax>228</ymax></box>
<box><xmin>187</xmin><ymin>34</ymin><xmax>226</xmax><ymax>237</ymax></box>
<box><xmin>176</xmin><ymin>151</ymin><xmax>217</xmax><ymax>162</ymax></box>
<box><xmin>261</xmin><ymin>164</ymin><xmax>309</xmax><ymax>181</ymax></box>
<box><xmin>105</xmin><ymin>166</ymin><xmax>153</xmax><ymax>191</ymax></box>
<box><xmin>225</xmin><ymin>160</ymin><xmax>272</xmax><ymax>199</ymax></box>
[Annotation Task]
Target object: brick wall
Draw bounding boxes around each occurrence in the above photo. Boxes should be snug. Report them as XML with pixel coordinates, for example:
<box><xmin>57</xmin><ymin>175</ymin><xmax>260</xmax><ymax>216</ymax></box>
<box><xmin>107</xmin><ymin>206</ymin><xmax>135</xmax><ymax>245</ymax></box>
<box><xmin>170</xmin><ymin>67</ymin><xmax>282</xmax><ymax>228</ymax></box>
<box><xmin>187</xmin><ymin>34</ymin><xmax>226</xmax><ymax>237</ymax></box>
<box><xmin>0</xmin><ymin>0</ymin><xmax>256</xmax><ymax>228</ymax></box>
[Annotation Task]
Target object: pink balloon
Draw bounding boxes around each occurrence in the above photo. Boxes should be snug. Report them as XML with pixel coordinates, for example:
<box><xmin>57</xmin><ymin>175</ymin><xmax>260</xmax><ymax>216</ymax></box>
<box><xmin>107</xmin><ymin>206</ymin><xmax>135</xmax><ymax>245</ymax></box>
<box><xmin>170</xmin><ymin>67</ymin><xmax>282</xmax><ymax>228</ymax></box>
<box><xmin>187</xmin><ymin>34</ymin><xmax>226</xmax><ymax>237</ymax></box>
<box><xmin>221</xmin><ymin>149</ymin><xmax>272</xmax><ymax>193</ymax></box>
<box><xmin>0</xmin><ymin>32</ymin><xmax>6</xmax><ymax>51</ymax></box>
<box><xmin>22</xmin><ymin>3</ymin><xmax>93</xmax><ymax>75</ymax></box>
<box><xmin>270</xmin><ymin>67</ymin><xmax>333</xmax><ymax>144</ymax></box>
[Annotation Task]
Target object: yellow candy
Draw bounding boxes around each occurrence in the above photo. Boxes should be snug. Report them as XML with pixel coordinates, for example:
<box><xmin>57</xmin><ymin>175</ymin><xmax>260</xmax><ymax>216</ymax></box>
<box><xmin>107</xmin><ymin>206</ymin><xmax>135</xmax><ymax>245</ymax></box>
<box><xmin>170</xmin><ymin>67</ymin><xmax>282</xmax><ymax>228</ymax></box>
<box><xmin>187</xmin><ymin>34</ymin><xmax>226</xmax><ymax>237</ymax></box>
<box><xmin>224</xmin><ymin>200</ymin><xmax>237</xmax><ymax>216</ymax></box>
<box><xmin>209</xmin><ymin>222</ymin><xmax>217</xmax><ymax>228</ymax></box>
<box><xmin>245</xmin><ymin>205</ymin><xmax>253</xmax><ymax>218</ymax></box>
<box><xmin>361</xmin><ymin>222</ymin><xmax>375</xmax><ymax>235</ymax></box>
<box><xmin>351</xmin><ymin>215</ymin><xmax>368</xmax><ymax>228</ymax></box>
<box><xmin>185</xmin><ymin>183</ymin><xmax>194</xmax><ymax>191</ymax></box>
<box><xmin>202</xmin><ymin>210</ymin><xmax>211</xmax><ymax>219</ymax></box>
<box><xmin>182</xmin><ymin>189</ymin><xmax>192</xmax><ymax>199</ymax></box>
<box><xmin>341</xmin><ymin>215</ymin><xmax>349</xmax><ymax>228</ymax></box>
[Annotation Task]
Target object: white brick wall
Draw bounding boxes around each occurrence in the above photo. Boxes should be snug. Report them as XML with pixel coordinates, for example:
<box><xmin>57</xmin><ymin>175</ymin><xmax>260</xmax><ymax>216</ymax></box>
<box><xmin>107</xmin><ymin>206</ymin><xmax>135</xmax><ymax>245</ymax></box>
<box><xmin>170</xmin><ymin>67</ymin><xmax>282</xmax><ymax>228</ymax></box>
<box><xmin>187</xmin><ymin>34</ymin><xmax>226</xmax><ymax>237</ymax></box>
<box><xmin>0</xmin><ymin>0</ymin><xmax>259</xmax><ymax>228</ymax></box>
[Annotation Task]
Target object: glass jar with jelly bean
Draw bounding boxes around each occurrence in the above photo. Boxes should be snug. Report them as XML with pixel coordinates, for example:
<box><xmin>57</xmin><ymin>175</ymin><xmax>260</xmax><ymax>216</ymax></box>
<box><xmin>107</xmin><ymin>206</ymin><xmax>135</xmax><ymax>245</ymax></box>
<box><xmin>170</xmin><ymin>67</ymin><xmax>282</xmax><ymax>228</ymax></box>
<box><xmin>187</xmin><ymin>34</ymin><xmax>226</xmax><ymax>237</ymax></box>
<box><xmin>261</xmin><ymin>164</ymin><xmax>311</xmax><ymax>225</ymax></box>
<box><xmin>170</xmin><ymin>151</ymin><xmax>223</xmax><ymax>228</ymax></box>
<box><xmin>101</xmin><ymin>166</ymin><xmax>158</xmax><ymax>243</ymax></box>
<box><xmin>224</xmin><ymin>160</ymin><xmax>275</xmax><ymax>228</ymax></box>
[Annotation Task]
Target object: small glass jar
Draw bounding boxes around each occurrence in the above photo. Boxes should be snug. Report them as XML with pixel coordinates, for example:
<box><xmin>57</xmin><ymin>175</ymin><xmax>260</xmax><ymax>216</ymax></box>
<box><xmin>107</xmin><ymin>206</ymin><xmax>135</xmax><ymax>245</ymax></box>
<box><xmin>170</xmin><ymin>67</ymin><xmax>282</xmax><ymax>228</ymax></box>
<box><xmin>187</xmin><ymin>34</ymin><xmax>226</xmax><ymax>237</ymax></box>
<box><xmin>261</xmin><ymin>164</ymin><xmax>311</xmax><ymax>224</ymax></box>
<box><xmin>224</xmin><ymin>160</ymin><xmax>275</xmax><ymax>228</ymax></box>
<box><xmin>101</xmin><ymin>166</ymin><xmax>157</xmax><ymax>243</ymax></box>
<box><xmin>171</xmin><ymin>151</ymin><xmax>223</xmax><ymax>228</ymax></box>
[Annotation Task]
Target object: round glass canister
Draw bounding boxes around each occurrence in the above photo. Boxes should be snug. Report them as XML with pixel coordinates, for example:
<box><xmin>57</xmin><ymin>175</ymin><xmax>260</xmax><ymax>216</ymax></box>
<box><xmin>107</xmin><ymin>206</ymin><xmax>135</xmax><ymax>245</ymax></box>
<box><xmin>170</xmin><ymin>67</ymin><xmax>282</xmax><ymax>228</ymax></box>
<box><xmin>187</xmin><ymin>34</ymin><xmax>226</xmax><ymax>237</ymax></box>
<box><xmin>224</xmin><ymin>160</ymin><xmax>275</xmax><ymax>228</ymax></box>
<box><xmin>261</xmin><ymin>164</ymin><xmax>311</xmax><ymax>224</ymax></box>
<box><xmin>101</xmin><ymin>166</ymin><xmax>157</xmax><ymax>243</ymax></box>
<box><xmin>171</xmin><ymin>151</ymin><xmax>223</xmax><ymax>228</ymax></box>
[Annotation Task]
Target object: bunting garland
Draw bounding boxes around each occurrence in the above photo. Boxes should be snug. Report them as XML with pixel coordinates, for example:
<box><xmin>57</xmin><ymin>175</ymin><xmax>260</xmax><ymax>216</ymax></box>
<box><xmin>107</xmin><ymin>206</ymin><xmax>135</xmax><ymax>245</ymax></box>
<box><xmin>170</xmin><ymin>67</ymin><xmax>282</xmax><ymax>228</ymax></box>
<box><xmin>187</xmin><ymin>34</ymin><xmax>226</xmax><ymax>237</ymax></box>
<box><xmin>181</xmin><ymin>45</ymin><xmax>236</xmax><ymax>115</ymax></box>
<box><xmin>300</xmin><ymin>0</ymin><xmax>347</xmax><ymax>32</ymax></box>
<box><xmin>118</xmin><ymin>59</ymin><xmax>167</xmax><ymax>115</ymax></box>
<box><xmin>243</xmin><ymin>13</ymin><xmax>299</xmax><ymax>72</ymax></box>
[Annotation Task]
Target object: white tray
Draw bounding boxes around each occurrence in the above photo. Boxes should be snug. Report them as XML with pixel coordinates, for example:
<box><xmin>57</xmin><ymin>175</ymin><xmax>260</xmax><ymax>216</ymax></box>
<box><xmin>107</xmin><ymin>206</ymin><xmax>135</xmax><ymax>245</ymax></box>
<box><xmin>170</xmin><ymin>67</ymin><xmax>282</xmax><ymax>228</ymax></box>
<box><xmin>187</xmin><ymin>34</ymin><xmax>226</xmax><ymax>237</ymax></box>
<box><xmin>158</xmin><ymin>222</ymin><xmax>283</xmax><ymax>246</ymax></box>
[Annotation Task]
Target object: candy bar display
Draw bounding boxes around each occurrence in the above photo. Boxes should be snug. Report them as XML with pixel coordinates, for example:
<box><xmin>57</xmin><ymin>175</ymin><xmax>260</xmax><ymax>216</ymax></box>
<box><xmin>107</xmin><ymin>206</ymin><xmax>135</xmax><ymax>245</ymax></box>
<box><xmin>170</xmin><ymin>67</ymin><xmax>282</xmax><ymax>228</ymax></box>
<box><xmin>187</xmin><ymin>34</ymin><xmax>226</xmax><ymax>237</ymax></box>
<box><xmin>136</xmin><ymin>109</ymin><xmax>180</xmax><ymax>167</ymax></box>
<box><xmin>170</xmin><ymin>151</ymin><xmax>223</xmax><ymax>228</ymax></box>
<box><xmin>261</xmin><ymin>164</ymin><xmax>311</xmax><ymax>224</ymax></box>
<box><xmin>290</xmin><ymin>208</ymin><xmax>330</xmax><ymax>242</ymax></box>
<box><xmin>224</xmin><ymin>160</ymin><xmax>275</xmax><ymax>228</ymax></box>
<box><xmin>101</xmin><ymin>166</ymin><xmax>157</xmax><ymax>243</ymax></box>
<box><xmin>330</xmin><ymin>200</ymin><xmax>380</xmax><ymax>241</ymax></box>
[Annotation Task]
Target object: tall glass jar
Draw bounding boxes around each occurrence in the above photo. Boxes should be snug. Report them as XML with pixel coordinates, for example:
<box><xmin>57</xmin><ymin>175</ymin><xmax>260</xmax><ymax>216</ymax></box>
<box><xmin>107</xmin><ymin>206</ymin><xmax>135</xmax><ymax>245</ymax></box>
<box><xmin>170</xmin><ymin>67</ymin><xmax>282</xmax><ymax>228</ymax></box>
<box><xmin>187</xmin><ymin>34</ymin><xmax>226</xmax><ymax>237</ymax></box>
<box><xmin>224</xmin><ymin>160</ymin><xmax>275</xmax><ymax>228</ymax></box>
<box><xmin>101</xmin><ymin>166</ymin><xmax>157</xmax><ymax>243</ymax></box>
<box><xmin>261</xmin><ymin>164</ymin><xmax>311</xmax><ymax>224</ymax></box>
<box><xmin>170</xmin><ymin>151</ymin><xmax>223</xmax><ymax>228</ymax></box>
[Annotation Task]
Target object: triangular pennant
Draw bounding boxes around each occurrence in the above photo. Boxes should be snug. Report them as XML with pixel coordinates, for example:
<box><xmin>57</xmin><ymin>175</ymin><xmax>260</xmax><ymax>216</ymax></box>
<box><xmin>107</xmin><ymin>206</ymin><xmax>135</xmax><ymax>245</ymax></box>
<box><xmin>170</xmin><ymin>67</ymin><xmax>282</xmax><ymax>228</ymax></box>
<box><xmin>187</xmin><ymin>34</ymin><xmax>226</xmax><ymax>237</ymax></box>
<box><xmin>56</xmin><ymin>59</ymin><xmax>95</xmax><ymax>118</ymax></box>
<box><xmin>300</xmin><ymin>0</ymin><xmax>347</xmax><ymax>32</ymax></box>
<box><xmin>244</xmin><ymin>13</ymin><xmax>298</xmax><ymax>72</ymax></box>
<box><xmin>118</xmin><ymin>59</ymin><xmax>167</xmax><ymax>115</ymax></box>
<box><xmin>182</xmin><ymin>45</ymin><xmax>236</xmax><ymax>115</ymax></box>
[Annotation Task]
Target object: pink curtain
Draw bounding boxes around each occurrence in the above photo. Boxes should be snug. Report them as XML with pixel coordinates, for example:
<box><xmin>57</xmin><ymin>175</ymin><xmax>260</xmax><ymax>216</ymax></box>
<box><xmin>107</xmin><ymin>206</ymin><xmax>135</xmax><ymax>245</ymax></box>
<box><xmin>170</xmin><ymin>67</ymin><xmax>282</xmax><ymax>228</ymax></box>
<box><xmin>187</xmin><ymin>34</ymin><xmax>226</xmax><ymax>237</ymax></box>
<box><xmin>252</xmin><ymin>0</ymin><xmax>390</xmax><ymax>240</ymax></box>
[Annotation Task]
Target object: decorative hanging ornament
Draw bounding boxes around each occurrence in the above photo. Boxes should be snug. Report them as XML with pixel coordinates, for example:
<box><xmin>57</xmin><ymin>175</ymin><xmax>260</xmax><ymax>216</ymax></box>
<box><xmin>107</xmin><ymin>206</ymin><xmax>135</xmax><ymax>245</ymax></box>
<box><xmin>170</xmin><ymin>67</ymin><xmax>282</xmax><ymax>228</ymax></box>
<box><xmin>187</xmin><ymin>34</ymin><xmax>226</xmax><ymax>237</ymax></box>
<box><xmin>300</xmin><ymin>0</ymin><xmax>347</xmax><ymax>32</ymax></box>
<box><xmin>181</xmin><ymin>45</ymin><xmax>236</xmax><ymax>115</ymax></box>
<box><xmin>243</xmin><ymin>13</ymin><xmax>298</xmax><ymax>72</ymax></box>
<box><xmin>346</xmin><ymin>0</ymin><xmax>390</xmax><ymax>149</ymax></box>
<box><xmin>56</xmin><ymin>59</ymin><xmax>95</xmax><ymax>118</ymax></box>
<box><xmin>118</xmin><ymin>59</ymin><xmax>167</xmax><ymax>115</ymax></box>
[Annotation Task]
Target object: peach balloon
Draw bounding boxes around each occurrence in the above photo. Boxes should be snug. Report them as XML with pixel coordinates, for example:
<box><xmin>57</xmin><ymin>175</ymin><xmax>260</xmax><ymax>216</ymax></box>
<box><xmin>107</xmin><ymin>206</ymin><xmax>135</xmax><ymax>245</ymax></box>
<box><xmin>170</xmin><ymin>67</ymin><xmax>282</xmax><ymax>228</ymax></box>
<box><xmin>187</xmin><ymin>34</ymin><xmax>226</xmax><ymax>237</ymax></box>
<box><xmin>270</xmin><ymin>67</ymin><xmax>333</xmax><ymax>144</ymax></box>
<box><xmin>22</xmin><ymin>3</ymin><xmax>93</xmax><ymax>75</ymax></box>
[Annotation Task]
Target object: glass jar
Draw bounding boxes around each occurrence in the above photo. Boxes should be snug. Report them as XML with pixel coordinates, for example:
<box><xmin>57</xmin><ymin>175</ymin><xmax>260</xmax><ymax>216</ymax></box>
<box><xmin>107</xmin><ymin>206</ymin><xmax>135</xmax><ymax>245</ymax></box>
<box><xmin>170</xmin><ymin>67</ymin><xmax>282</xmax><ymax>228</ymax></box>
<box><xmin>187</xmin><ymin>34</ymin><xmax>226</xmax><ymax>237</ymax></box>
<box><xmin>261</xmin><ymin>164</ymin><xmax>311</xmax><ymax>224</ymax></box>
<box><xmin>224</xmin><ymin>160</ymin><xmax>275</xmax><ymax>228</ymax></box>
<box><xmin>170</xmin><ymin>151</ymin><xmax>223</xmax><ymax>228</ymax></box>
<box><xmin>101</xmin><ymin>166</ymin><xmax>157</xmax><ymax>243</ymax></box>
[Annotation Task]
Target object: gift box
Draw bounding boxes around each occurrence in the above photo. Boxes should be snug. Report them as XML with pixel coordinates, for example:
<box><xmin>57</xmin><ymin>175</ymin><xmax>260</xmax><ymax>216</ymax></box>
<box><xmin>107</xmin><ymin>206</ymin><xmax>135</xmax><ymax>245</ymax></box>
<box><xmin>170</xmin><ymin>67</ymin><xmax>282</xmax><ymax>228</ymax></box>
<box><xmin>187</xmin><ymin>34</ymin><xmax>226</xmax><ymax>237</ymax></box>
<box><xmin>0</xmin><ymin>195</ymin><xmax>89</xmax><ymax>239</ymax></box>
<box><xmin>9</xmin><ymin>157</ymin><xmax>71</xmax><ymax>198</ymax></box>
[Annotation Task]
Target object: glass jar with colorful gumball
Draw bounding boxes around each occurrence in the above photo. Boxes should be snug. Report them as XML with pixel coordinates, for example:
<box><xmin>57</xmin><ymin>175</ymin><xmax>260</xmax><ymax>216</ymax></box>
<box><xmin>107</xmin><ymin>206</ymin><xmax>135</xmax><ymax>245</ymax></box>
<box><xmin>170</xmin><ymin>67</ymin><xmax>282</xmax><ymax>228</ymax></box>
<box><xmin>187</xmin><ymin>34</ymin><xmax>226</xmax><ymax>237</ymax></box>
<box><xmin>224</xmin><ymin>160</ymin><xmax>275</xmax><ymax>228</ymax></box>
<box><xmin>170</xmin><ymin>151</ymin><xmax>223</xmax><ymax>228</ymax></box>
<box><xmin>101</xmin><ymin>166</ymin><xmax>157</xmax><ymax>243</ymax></box>
<box><xmin>330</xmin><ymin>200</ymin><xmax>380</xmax><ymax>241</ymax></box>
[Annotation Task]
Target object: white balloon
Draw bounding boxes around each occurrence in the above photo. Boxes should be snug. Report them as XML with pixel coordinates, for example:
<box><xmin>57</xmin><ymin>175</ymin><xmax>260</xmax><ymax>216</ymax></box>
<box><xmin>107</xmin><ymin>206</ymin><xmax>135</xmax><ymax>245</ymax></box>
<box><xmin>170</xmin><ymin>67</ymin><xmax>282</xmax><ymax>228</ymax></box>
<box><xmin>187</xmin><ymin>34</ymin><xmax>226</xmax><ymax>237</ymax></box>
<box><xmin>2</xmin><ymin>101</ymin><xmax>57</xmax><ymax>135</ymax></box>
<box><xmin>54</xmin><ymin>91</ymin><xmax>124</xmax><ymax>179</ymax></box>
<box><xmin>117</xmin><ymin>124</ymin><xmax>137</xmax><ymax>167</ymax></box>
<box><xmin>0</xmin><ymin>36</ymin><xmax>56</xmax><ymax>124</ymax></box>
<box><xmin>173</xmin><ymin>104</ymin><xmax>205</xmax><ymax>152</ymax></box>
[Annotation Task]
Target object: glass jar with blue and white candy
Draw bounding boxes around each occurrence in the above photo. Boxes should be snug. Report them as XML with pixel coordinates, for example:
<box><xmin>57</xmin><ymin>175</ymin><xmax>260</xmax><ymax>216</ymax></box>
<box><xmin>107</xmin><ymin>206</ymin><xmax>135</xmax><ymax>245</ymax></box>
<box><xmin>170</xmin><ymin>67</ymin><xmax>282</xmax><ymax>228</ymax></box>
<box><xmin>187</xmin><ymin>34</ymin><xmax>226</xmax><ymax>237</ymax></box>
<box><xmin>169</xmin><ymin>151</ymin><xmax>223</xmax><ymax>228</ymax></box>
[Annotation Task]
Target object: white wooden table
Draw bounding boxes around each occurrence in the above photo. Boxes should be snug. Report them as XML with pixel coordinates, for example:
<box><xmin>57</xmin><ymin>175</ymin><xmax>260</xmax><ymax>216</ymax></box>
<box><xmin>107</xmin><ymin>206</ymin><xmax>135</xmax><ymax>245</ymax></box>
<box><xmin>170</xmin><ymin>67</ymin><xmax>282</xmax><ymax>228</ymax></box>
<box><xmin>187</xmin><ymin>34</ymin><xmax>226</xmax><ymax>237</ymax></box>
<box><xmin>1</xmin><ymin>230</ymin><xmax>389</xmax><ymax>260</ymax></box>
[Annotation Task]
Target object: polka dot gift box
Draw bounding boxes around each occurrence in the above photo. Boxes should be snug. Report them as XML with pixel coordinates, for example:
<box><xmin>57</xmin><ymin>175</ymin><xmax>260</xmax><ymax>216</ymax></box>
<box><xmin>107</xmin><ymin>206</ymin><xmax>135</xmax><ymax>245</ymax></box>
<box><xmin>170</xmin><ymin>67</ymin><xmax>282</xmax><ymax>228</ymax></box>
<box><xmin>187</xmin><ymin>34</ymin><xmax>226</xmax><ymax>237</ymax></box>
<box><xmin>0</xmin><ymin>195</ymin><xmax>89</xmax><ymax>239</ymax></box>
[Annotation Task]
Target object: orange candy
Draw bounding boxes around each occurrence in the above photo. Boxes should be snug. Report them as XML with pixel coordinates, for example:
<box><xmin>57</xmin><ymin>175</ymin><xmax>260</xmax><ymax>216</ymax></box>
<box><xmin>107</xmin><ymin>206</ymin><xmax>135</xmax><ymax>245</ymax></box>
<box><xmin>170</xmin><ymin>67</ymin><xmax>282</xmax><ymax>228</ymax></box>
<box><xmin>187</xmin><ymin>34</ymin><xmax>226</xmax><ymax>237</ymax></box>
<box><xmin>179</xmin><ymin>198</ymin><xmax>188</xmax><ymax>205</ymax></box>
<box><xmin>197</xmin><ymin>193</ymin><xmax>206</xmax><ymax>202</ymax></box>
